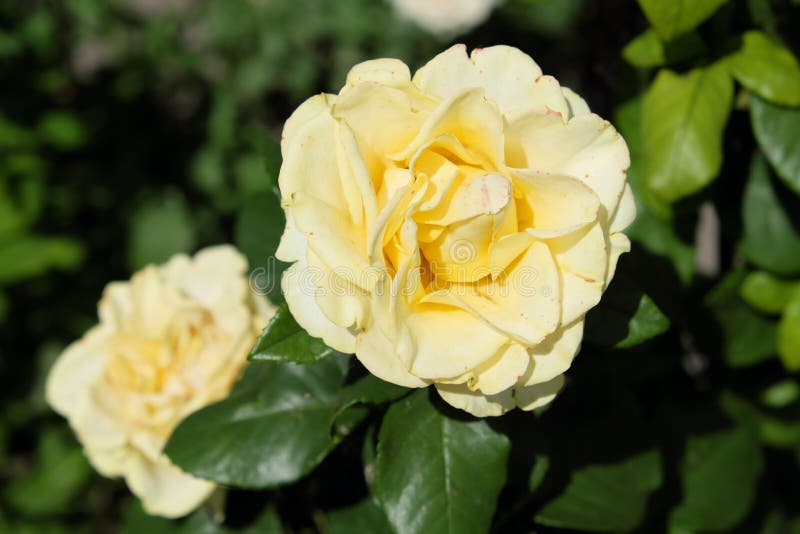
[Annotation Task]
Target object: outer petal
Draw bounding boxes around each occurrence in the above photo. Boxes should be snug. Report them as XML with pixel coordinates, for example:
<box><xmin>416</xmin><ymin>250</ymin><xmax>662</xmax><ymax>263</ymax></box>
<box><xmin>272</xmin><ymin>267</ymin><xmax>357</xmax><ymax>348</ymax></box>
<box><xmin>505</xmin><ymin>112</ymin><xmax>630</xmax><ymax>216</ymax></box>
<box><xmin>526</xmin><ymin>320</ymin><xmax>584</xmax><ymax>385</ymax></box>
<box><xmin>125</xmin><ymin>454</ymin><xmax>215</xmax><ymax>519</ymax></box>
<box><xmin>610</xmin><ymin>183</ymin><xmax>637</xmax><ymax>234</ymax></box>
<box><xmin>515</xmin><ymin>375</ymin><xmax>565</xmax><ymax>411</ymax></box>
<box><xmin>345</xmin><ymin>58</ymin><xmax>412</xmax><ymax>88</ymax></box>
<box><xmin>466</xmin><ymin>342</ymin><xmax>529</xmax><ymax>395</ymax></box>
<box><xmin>354</xmin><ymin>324</ymin><xmax>428</xmax><ymax>388</ymax></box>
<box><xmin>412</xmin><ymin>44</ymin><xmax>569</xmax><ymax>118</ymax></box>
<box><xmin>46</xmin><ymin>325</ymin><xmax>110</xmax><ymax>417</ymax></box>
<box><xmin>435</xmin><ymin>383</ymin><xmax>515</xmax><ymax>417</ymax></box>
<box><xmin>562</xmin><ymin>86</ymin><xmax>590</xmax><ymax>118</ymax></box>
<box><xmin>281</xmin><ymin>261</ymin><xmax>356</xmax><ymax>353</ymax></box>
<box><xmin>281</xmin><ymin>93</ymin><xmax>335</xmax><ymax>156</ymax></box>
<box><xmin>606</xmin><ymin>233</ymin><xmax>631</xmax><ymax>288</ymax></box>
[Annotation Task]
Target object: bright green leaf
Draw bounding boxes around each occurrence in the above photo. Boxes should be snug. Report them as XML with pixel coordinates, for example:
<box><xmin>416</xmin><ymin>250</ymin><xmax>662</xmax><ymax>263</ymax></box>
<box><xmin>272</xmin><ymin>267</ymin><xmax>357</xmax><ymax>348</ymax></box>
<box><xmin>669</xmin><ymin>426</ymin><xmax>763</xmax><ymax>532</ymax></box>
<box><xmin>37</xmin><ymin>112</ymin><xmax>87</xmax><ymax>150</ymax></box>
<box><xmin>128</xmin><ymin>191</ymin><xmax>196</xmax><ymax>270</ymax></box>
<box><xmin>535</xmin><ymin>449</ymin><xmax>662</xmax><ymax>532</ymax></box>
<box><xmin>751</xmin><ymin>95</ymin><xmax>800</xmax><ymax>196</ymax></box>
<box><xmin>374</xmin><ymin>390</ymin><xmax>510</xmax><ymax>534</ymax></box>
<box><xmin>728</xmin><ymin>31</ymin><xmax>800</xmax><ymax>106</ymax></box>
<box><xmin>778</xmin><ymin>291</ymin><xmax>800</xmax><ymax>370</ymax></box>
<box><xmin>643</xmin><ymin>63</ymin><xmax>733</xmax><ymax>202</ymax></box>
<box><xmin>636</xmin><ymin>0</ymin><xmax>728</xmax><ymax>41</ymax></box>
<box><xmin>622</xmin><ymin>29</ymin><xmax>704</xmax><ymax>68</ymax></box>
<box><xmin>739</xmin><ymin>154</ymin><xmax>800</xmax><ymax>275</ymax></box>
<box><xmin>249</xmin><ymin>302</ymin><xmax>338</xmax><ymax>364</ymax></box>
<box><xmin>740</xmin><ymin>271</ymin><xmax>800</xmax><ymax>314</ymax></box>
<box><xmin>0</xmin><ymin>235</ymin><xmax>83</xmax><ymax>284</ymax></box>
<box><xmin>165</xmin><ymin>356</ymin><xmax>350</xmax><ymax>488</ymax></box>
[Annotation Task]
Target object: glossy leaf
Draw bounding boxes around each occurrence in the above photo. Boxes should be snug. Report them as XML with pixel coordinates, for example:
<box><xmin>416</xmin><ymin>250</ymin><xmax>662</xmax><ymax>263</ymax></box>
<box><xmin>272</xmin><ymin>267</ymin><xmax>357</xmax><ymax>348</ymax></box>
<box><xmin>643</xmin><ymin>64</ymin><xmax>733</xmax><ymax>202</ymax></box>
<box><xmin>669</xmin><ymin>426</ymin><xmax>763</xmax><ymax>532</ymax></box>
<box><xmin>374</xmin><ymin>390</ymin><xmax>510</xmax><ymax>534</ymax></box>
<box><xmin>728</xmin><ymin>31</ymin><xmax>800</xmax><ymax>106</ymax></box>
<box><xmin>739</xmin><ymin>154</ymin><xmax>800</xmax><ymax>275</ymax></box>
<box><xmin>165</xmin><ymin>357</ymin><xmax>350</xmax><ymax>488</ymax></box>
<box><xmin>740</xmin><ymin>271</ymin><xmax>800</xmax><ymax>314</ymax></box>
<box><xmin>535</xmin><ymin>449</ymin><xmax>662</xmax><ymax>532</ymax></box>
<box><xmin>636</xmin><ymin>0</ymin><xmax>728</xmax><ymax>40</ymax></box>
<box><xmin>778</xmin><ymin>291</ymin><xmax>800</xmax><ymax>371</ymax></box>
<box><xmin>327</xmin><ymin>498</ymin><xmax>393</xmax><ymax>534</ymax></box>
<box><xmin>751</xmin><ymin>95</ymin><xmax>800</xmax><ymax>196</ymax></box>
<box><xmin>249</xmin><ymin>302</ymin><xmax>337</xmax><ymax>364</ymax></box>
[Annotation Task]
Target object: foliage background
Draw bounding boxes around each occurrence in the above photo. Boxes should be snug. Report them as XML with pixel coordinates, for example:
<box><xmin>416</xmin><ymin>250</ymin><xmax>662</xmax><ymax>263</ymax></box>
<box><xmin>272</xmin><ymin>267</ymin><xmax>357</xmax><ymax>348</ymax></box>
<box><xmin>2</xmin><ymin>0</ymin><xmax>800</xmax><ymax>532</ymax></box>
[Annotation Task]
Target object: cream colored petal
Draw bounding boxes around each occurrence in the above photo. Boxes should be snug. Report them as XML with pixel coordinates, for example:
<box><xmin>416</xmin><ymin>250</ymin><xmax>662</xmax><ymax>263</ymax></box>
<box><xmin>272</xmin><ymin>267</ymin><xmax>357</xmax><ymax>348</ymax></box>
<box><xmin>605</xmin><ymin>233</ymin><xmax>631</xmax><ymax>288</ymax></box>
<box><xmin>513</xmin><ymin>170</ymin><xmax>600</xmax><ymax>236</ymax></box>
<box><xmin>403</xmin><ymin>307</ymin><xmax>509</xmax><ymax>380</ymax></box>
<box><xmin>417</xmin><ymin>172</ymin><xmax>512</xmax><ymax>227</ymax></box>
<box><xmin>281</xmin><ymin>261</ymin><xmax>356</xmax><ymax>353</ymax></box>
<box><xmin>423</xmin><ymin>241</ymin><xmax>561</xmax><ymax>345</ymax></box>
<box><xmin>515</xmin><ymin>375</ymin><xmax>564</xmax><ymax>411</ymax></box>
<box><xmin>412</xmin><ymin>44</ymin><xmax>568</xmax><ymax>118</ymax></box>
<box><xmin>610</xmin><ymin>183</ymin><xmax>636</xmax><ymax>234</ymax></box>
<box><xmin>307</xmin><ymin>248</ymin><xmax>369</xmax><ymax>332</ymax></box>
<box><xmin>505</xmin><ymin>112</ymin><xmax>630</xmax><ymax>215</ymax></box>
<box><xmin>526</xmin><ymin>320</ymin><xmax>584</xmax><ymax>385</ymax></box>
<box><xmin>46</xmin><ymin>325</ymin><xmax>110</xmax><ymax>417</ymax></box>
<box><xmin>345</xmin><ymin>58</ymin><xmax>412</xmax><ymax>88</ymax></box>
<box><xmin>354</xmin><ymin>325</ymin><xmax>428</xmax><ymax>388</ymax></box>
<box><xmin>435</xmin><ymin>383</ymin><xmax>515</xmax><ymax>417</ymax></box>
<box><xmin>163</xmin><ymin>245</ymin><xmax>249</xmax><ymax>311</ymax></box>
<box><xmin>391</xmin><ymin>88</ymin><xmax>504</xmax><ymax>170</ymax></box>
<box><xmin>549</xmin><ymin>223</ymin><xmax>608</xmax><ymax>324</ymax></box>
<box><xmin>127</xmin><ymin>267</ymin><xmax>183</xmax><ymax>338</ymax></box>
<box><xmin>125</xmin><ymin>454</ymin><xmax>215</xmax><ymax>518</ymax></box>
<box><xmin>281</xmin><ymin>93</ymin><xmax>335</xmax><ymax>156</ymax></box>
<box><xmin>275</xmin><ymin>207</ymin><xmax>306</xmax><ymax>263</ymax></box>
<box><xmin>469</xmin><ymin>342</ymin><xmax>529</xmax><ymax>395</ymax></box>
<box><xmin>562</xmin><ymin>86</ymin><xmax>590</xmax><ymax>118</ymax></box>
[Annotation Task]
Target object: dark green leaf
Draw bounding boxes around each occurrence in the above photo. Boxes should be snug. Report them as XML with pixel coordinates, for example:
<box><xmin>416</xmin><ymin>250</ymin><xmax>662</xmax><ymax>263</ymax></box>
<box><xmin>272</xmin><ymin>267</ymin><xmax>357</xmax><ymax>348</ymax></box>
<box><xmin>37</xmin><ymin>112</ymin><xmax>87</xmax><ymax>150</ymax></box>
<box><xmin>249</xmin><ymin>302</ymin><xmax>337</xmax><ymax>364</ymax></box>
<box><xmin>235</xmin><ymin>190</ymin><xmax>286</xmax><ymax>304</ymax></box>
<box><xmin>327</xmin><ymin>498</ymin><xmax>393</xmax><ymax>534</ymax></box>
<box><xmin>751</xmin><ymin>95</ymin><xmax>800</xmax><ymax>196</ymax></box>
<box><xmin>643</xmin><ymin>63</ymin><xmax>733</xmax><ymax>202</ymax></box>
<box><xmin>535</xmin><ymin>449</ymin><xmax>661</xmax><ymax>532</ymax></box>
<box><xmin>728</xmin><ymin>31</ymin><xmax>800</xmax><ymax>106</ymax></box>
<box><xmin>669</xmin><ymin>426</ymin><xmax>763</xmax><ymax>532</ymax></box>
<box><xmin>165</xmin><ymin>356</ymin><xmax>350</xmax><ymax>488</ymax></box>
<box><xmin>739</xmin><ymin>154</ymin><xmax>800</xmax><ymax>275</ymax></box>
<box><xmin>636</xmin><ymin>0</ymin><xmax>728</xmax><ymax>40</ymax></box>
<box><xmin>374</xmin><ymin>390</ymin><xmax>510</xmax><ymax>534</ymax></box>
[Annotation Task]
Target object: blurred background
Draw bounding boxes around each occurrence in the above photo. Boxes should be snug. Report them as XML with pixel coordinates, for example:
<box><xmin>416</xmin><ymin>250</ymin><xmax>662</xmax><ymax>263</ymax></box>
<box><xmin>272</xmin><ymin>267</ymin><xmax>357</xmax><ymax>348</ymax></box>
<box><xmin>2</xmin><ymin>0</ymin><xmax>800</xmax><ymax>532</ymax></box>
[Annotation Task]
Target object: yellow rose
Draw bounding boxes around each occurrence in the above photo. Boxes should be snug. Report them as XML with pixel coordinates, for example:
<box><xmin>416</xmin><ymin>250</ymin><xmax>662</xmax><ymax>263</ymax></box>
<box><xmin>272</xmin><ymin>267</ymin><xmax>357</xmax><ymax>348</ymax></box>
<box><xmin>46</xmin><ymin>245</ymin><xmax>274</xmax><ymax>517</ymax></box>
<box><xmin>276</xmin><ymin>45</ymin><xmax>635</xmax><ymax>417</ymax></box>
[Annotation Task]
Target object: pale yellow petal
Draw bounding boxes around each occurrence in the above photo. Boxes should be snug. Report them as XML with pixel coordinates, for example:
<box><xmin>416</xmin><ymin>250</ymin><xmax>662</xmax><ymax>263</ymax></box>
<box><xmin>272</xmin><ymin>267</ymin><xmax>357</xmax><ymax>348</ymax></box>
<box><xmin>125</xmin><ymin>454</ymin><xmax>215</xmax><ymax>518</ymax></box>
<box><xmin>610</xmin><ymin>183</ymin><xmax>636</xmax><ymax>234</ymax></box>
<box><xmin>275</xmin><ymin>207</ymin><xmax>306</xmax><ymax>263</ymax></box>
<box><xmin>562</xmin><ymin>86</ymin><xmax>590</xmax><ymax>118</ymax></box>
<box><xmin>513</xmin><ymin>169</ymin><xmax>600</xmax><ymax>236</ymax></box>
<box><xmin>469</xmin><ymin>342</ymin><xmax>529</xmax><ymax>395</ymax></box>
<box><xmin>515</xmin><ymin>375</ymin><xmax>564</xmax><ymax>411</ymax></box>
<box><xmin>346</xmin><ymin>58</ymin><xmax>412</xmax><ymax>88</ymax></box>
<box><xmin>526</xmin><ymin>320</ymin><xmax>584</xmax><ymax>385</ymax></box>
<box><xmin>505</xmin><ymin>112</ymin><xmax>630</xmax><ymax>215</ymax></box>
<box><xmin>605</xmin><ymin>233</ymin><xmax>631</xmax><ymax>288</ymax></box>
<box><xmin>435</xmin><ymin>382</ymin><xmax>515</xmax><ymax>417</ymax></box>
<box><xmin>354</xmin><ymin>325</ymin><xmax>428</xmax><ymax>388</ymax></box>
<box><xmin>281</xmin><ymin>93</ymin><xmax>335</xmax><ymax>156</ymax></box>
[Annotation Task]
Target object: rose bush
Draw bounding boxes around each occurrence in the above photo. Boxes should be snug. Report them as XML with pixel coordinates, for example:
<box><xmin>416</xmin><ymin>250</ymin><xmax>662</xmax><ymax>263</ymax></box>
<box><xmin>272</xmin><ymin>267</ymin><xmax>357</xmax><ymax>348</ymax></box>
<box><xmin>46</xmin><ymin>245</ymin><xmax>274</xmax><ymax>517</ymax></box>
<box><xmin>276</xmin><ymin>44</ymin><xmax>635</xmax><ymax>416</ymax></box>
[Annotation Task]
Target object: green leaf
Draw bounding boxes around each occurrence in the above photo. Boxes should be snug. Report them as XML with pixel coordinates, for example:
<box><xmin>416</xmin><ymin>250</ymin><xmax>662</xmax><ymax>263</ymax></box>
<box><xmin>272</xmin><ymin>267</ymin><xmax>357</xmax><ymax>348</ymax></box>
<box><xmin>327</xmin><ymin>498</ymin><xmax>393</xmax><ymax>534</ymax></box>
<box><xmin>739</xmin><ymin>154</ymin><xmax>800</xmax><ymax>275</ymax></box>
<box><xmin>128</xmin><ymin>191</ymin><xmax>196</xmax><ymax>270</ymax></box>
<box><xmin>122</xmin><ymin>500</ymin><xmax>282</xmax><ymax>534</ymax></box>
<box><xmin>374</xmin><ymin>390</ymin><xmax>510</xmax><ymax>534</ymax></box>
<box><xmin>643</xmin><ymin>63</ymin><xmax>733</xmax><ymax>202</ymax></box>
<box><xmin>622</xmin><ymin>29</ymin><xmax>704</xmax><ymax>68</ymax></box>
<box><xmin>0</xmin><ymin>235</ymin><xmax>83</xmax><ymax>284</ymax></box>
<box><xmin>750</xmin><ymin>94</ymin><xmax>800</xmax><ymax>197</ymax></box>
<box><xmin>728</xmin><ymin>31</ymin><xmax>800</xmax><ymax>106</ymax></box>
<box><xmin>235</xmin><ymin>190</ymin><xmax>286</xmax><ymax>304</ymax></box>
<box><xmin>535</xmin><ymin>449</ymin><xmax>662</xmax><ymax>532</ymax></box>
<box><xmin>636</xmin><ymin>0</ymin><xmax>728</xmax><ymax>41</ymax></box>
<box><xmin>761</xmin><ymin>380</ymin><xmax>799</xmax><ymax>409</ymax></box>
<box><xmin>707</xmin><ymin>269</ymin><xmax>777</xmax><ymax>368</ymax></box>
<box><xmin>669</xmin><ymin>426</ymin><xmax>763</xmax><ymax>532</ymax></box>
<box><xmin>778</xmin><ymin>290</ymin><xmax>800</xmax><ymax>370</ymax></box>
<box><xmin>165</xmin><ymin>356</ymin><xmax>350</xmax><ymax>488</ymax></box>
<box><xmin>249</xmin><ymin>302</ymin><xmax>338</xmax><ymax>364</ymax></box>
<box><xmin>740</xmin><ymin>271</ymin><xmax>800</xmax><ymax>314</ymax></box>
<box><xmin>37</xmin><ymin>112</ymin><xmax>87</xmax><ymax>150</ymax></box>
<box><xmin>4</xmin><ymin>427</ymin><xmax>92</xmax><ymax>516</ymax></box>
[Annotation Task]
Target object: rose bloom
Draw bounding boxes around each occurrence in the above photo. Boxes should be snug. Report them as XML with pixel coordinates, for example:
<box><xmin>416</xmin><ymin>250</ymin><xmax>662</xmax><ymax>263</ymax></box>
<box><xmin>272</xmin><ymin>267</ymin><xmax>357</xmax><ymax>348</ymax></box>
<box><xmin>276</xmin><ymin>45</ymin><xmax>635</xmax><ymax>416</ymax></box>
<box><xmin>46</xmin><ymin>246</ymin><xmax>274</xmax><ymax>517</ymax></box>
<box><xmin>392</xmin><ymin>0</ymin><xmax>501</xmax><ymax>37</ymax></box>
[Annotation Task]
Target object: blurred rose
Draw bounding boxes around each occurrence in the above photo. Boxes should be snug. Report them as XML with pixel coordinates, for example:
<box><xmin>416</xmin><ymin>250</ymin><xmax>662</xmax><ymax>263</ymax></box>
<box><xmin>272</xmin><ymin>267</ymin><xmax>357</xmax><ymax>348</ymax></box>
<box><xmin>276</xmin><ymin>45</ymin><xmax>635</xmax><ymax>417</ymax></box>
<box><xmin>46</xmin><ymin>245</ymin><xmax>274</xmax><ymax>517</ymax></box>
<box><xmin>392</xmin><ymin>0</ymin><xmax>501</xmax><ymax>37</ymax></box>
